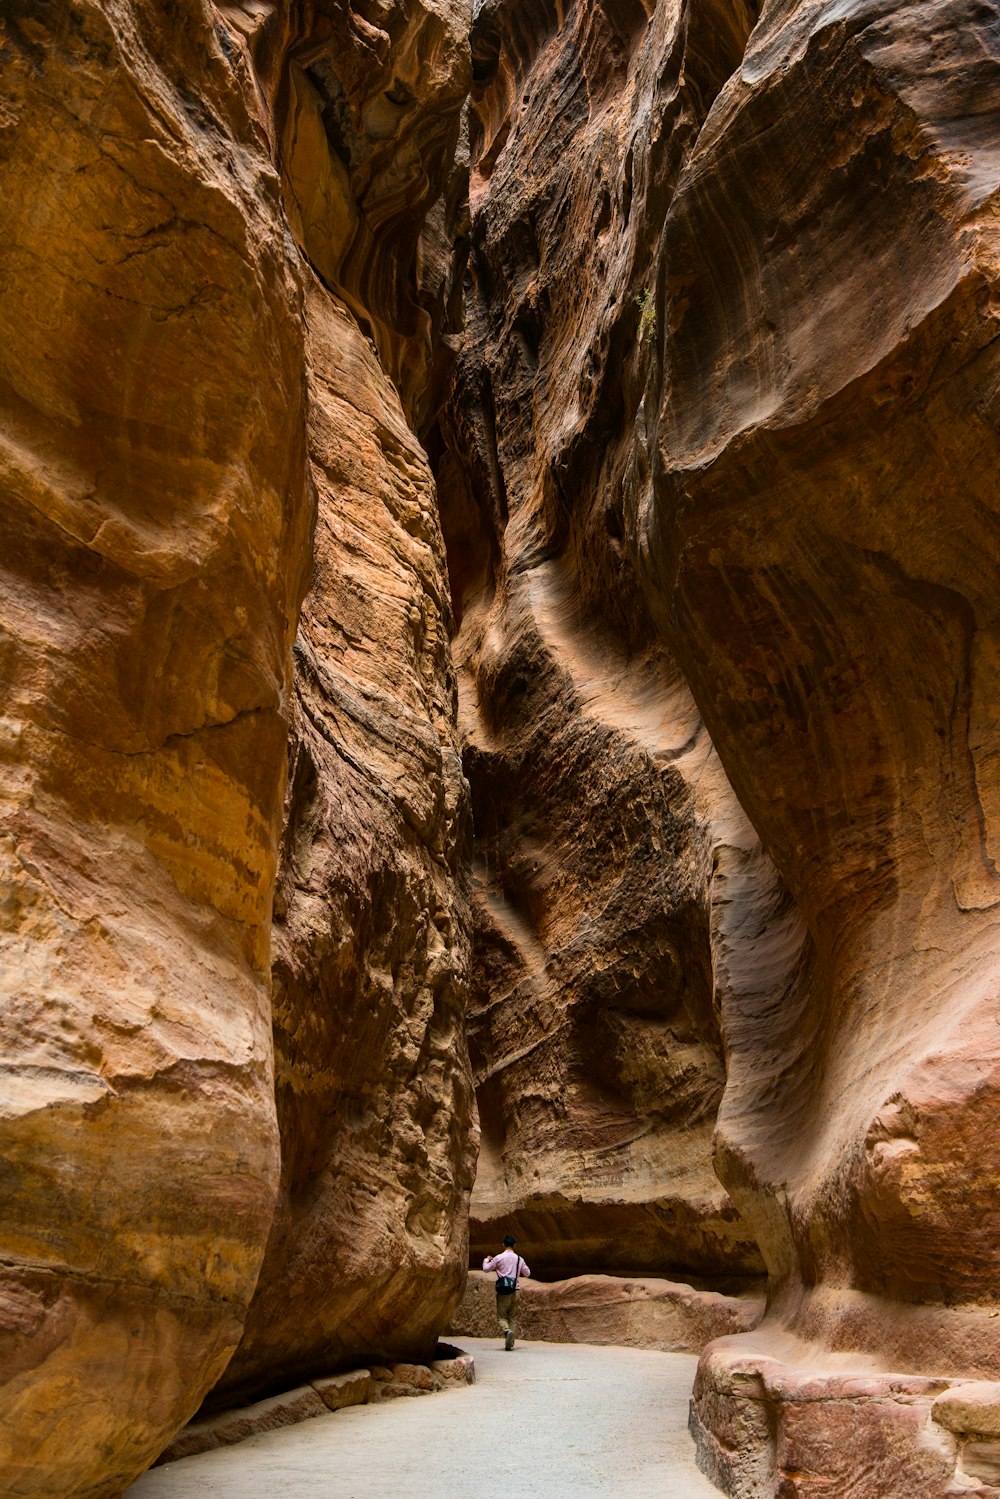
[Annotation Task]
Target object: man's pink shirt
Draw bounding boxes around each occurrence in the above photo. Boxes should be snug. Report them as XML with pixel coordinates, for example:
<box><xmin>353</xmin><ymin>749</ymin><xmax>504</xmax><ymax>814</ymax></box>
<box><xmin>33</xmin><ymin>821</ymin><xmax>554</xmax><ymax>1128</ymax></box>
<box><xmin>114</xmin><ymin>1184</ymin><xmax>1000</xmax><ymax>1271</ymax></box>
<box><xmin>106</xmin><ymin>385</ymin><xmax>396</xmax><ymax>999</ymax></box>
<box><xmin>482</xmin><ymin>1248</ymin><xmax>531</xmax><ymax>1278</ymax></box>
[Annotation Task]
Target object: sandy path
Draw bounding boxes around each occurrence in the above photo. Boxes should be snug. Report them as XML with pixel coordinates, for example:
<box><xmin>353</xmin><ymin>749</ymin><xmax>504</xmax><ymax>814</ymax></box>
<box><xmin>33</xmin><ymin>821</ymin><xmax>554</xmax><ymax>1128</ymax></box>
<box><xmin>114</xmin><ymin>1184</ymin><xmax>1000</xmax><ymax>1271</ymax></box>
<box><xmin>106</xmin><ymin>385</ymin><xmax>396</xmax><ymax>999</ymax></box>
<box><xmin>126</xmin><ymin>1336</ymin><xmax>721</xmax><ymax>1499</ymax></box>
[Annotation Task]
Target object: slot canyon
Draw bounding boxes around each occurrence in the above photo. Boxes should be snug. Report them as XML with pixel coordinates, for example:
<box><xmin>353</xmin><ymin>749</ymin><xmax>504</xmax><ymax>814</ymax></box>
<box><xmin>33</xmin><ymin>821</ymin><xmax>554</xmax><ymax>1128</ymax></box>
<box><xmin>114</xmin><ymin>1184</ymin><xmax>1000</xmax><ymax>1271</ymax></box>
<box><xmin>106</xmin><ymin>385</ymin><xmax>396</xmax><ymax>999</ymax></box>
<box><xmin>2</xmin><ymin>0</ymin><xmax>1000</xmax><ymax>1495</ymax></box>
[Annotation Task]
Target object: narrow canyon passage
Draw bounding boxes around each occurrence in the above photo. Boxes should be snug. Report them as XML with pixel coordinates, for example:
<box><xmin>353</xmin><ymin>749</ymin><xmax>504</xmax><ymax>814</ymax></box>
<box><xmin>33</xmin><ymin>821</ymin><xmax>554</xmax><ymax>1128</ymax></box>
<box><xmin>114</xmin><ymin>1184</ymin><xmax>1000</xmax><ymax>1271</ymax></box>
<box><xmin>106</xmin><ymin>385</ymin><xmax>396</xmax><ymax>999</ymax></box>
<box><xmin>124</xmin><ymin>1339</ymin><xmax>719</xmax><ymax>1499</ymax></box>
<box><xmin>5</xmin><ymin>1</ymin><xmax>1000</xmax><ymax>1496</ymax></box>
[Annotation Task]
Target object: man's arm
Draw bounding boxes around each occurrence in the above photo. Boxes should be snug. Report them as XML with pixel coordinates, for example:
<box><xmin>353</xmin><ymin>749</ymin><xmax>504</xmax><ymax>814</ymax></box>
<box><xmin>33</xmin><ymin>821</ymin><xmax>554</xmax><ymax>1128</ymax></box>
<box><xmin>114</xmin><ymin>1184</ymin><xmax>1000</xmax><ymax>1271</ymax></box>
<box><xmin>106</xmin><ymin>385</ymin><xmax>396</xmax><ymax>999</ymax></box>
<box><xmin>520</xmin><ymin>1259</ymin><xmax>531</xmax><ymax>1277</ymax></box>
<box><xmin>483</xmin><ymin>1255</ymin><xmax>496</xmax><ymax>1270</ymax></box>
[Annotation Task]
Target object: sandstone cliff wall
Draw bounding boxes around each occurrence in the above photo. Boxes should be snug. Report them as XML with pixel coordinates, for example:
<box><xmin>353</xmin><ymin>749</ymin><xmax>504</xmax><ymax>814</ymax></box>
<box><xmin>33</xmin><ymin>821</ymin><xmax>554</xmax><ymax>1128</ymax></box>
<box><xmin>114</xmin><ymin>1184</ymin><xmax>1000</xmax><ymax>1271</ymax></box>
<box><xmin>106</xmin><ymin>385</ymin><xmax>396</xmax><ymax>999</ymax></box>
<box><xmin>0</xmin><ymin>1</ymin><xmax>476</xmax><ymax>1492</ymax></box>
<box><xmin>0</xmin><ymin>3</ymin><xmax>311</xmax><ymax>1493</ymax></box>
<box><xmin>652</xmin><ymin>5</ymin><xmax>1000</xmax><ymax>1493</ymax></box>
<box><xmin>449</xmin><ymin>0</ymin><xmax>1000</xmax><ymax>1494</ymax></box>
<box><xmin>209</xmin><ymin>0</ymin><xmax>477</xmax><ymax>1408</ymax></box>
<box><xmin>439</xmin><ymin>0</ymin><xmax>793</xmax><ymax>1286</ymax></box>
<box><xmin>7</xmin><ymin>0</ymin><xmax>1000</xmax><ymax>1494</ymax></box>
<box><xmin>217</xmin><ymin>269</ymin><xmax>476</xmax><ymax>1403</ymax></box>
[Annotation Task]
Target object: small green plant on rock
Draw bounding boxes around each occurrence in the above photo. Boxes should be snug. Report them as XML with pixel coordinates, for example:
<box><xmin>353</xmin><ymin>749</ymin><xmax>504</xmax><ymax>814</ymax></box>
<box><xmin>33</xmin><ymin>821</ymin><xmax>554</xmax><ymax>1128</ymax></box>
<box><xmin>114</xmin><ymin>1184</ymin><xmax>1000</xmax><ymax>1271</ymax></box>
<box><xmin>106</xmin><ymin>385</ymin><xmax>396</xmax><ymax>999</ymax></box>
<box><xmin>636</xmin><ymin>287</ymin><xmax>656</xmax><ymax>345</ymax></box>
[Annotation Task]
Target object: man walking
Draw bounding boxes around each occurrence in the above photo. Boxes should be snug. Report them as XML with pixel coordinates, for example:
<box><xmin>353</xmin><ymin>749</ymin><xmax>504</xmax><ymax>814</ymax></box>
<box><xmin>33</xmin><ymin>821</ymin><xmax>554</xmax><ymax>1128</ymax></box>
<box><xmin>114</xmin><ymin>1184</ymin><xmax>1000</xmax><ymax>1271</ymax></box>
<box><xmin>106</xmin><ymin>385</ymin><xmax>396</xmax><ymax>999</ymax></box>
<box><xmin>483</xmin><ymin>1234</ymin><xmax>531</xmax><ymax>1350</ymax></box>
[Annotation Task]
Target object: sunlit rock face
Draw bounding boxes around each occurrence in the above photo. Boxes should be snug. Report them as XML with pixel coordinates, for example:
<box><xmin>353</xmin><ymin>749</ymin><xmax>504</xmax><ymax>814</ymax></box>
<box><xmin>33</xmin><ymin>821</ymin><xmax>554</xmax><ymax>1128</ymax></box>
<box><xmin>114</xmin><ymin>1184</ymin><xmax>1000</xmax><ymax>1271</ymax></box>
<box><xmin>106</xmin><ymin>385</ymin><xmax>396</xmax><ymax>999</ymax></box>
<box><xmin>437</xmin><ymin>0</ymin><xmax>792</xmax><ymax>1287</ymax></box>
<box><xmin>208</xmin><ymin>0</ymin><xmax>477</xmax><ymax>1409</ymax></box>
<box><xmin>0</xmin><ymin>0</ymin><xmax>475</xmax><ymax>1490</ymax></box>
<box><xmin>0</xmin><ymin>3</ymin><xmax>310</xmax><ymax>1494</ymax></box>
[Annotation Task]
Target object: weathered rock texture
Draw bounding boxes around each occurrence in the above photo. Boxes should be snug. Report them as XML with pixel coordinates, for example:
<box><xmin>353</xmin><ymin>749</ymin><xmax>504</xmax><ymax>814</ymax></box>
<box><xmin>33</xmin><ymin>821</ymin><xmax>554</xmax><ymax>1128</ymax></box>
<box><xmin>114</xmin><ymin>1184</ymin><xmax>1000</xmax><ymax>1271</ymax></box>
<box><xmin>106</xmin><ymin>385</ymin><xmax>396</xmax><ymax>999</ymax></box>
<box><xmin>438</xmin><ymin>0</ymin><xmax>790</xmax><ymax>1286</ymax></box>
<box><xmin>217</xmin><ymin>267</ymin><xmax>476</xmax><ymax>1403</ymax></box>
<box><xmin>691</xmin><ymin>1345</ymin><xmax>1000</xmax><ymax>1499</ymax></box>
<box><xmin>155</xmin><ymin>1348</ymin><xmax>473</xmax><ymax>1465</ymax></box>
<box><xmin>207</xmin><ymin>0</ymin><xmax>476</xmax><ymax>1407</ymax></box>
<box><xmin>654</xmin><ymin>4</ymin><xmax>1000</xmax><ymax>1491</ymax></box>
<box><xmin>450</xmin><ymin>1270</ymin><xmax>763</xmax><ymax>1351</ymax></box>
<box><xmin>9</xmin><ymin>0</ymin><xmax>1000</xmax><ymax>1492</ymax></box>
<box><xmin>1</xmin><ymin>0</ymin><xmax>475</xmax><ymax>1493</ymax></box>
<box><xmin>0</xmin><ymin>4</ymin><xmax>311</xmax><ymax>1494</ymax></box>
<box><xmin>445</xmin><ymin>0</ymin><xmax>1000</xmax><ymax>1494</ymax></box>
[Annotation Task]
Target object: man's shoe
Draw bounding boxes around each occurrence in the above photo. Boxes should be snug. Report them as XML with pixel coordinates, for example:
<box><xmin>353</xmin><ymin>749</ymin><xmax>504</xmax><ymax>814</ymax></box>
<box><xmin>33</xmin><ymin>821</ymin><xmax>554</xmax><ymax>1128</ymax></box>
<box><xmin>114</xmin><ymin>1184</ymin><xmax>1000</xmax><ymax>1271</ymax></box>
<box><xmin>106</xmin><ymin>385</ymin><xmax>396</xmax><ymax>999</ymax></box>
<box><xmin>505</xmin><ymin>1331</ymin><xmax>515</xmax><ymax>1351</ymax></box>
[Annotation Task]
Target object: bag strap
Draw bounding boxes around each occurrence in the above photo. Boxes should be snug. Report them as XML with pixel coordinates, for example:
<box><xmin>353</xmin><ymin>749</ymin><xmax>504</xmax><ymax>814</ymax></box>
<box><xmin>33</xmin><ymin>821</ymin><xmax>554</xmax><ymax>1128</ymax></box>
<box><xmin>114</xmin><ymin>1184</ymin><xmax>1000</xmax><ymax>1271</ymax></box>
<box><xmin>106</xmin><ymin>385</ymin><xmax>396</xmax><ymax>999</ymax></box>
<box><xmin>499</xmin><ymin>1255</ymin><xmax>520</xmax><ymax>1285</ymax></box>
<box><xmin>497</xmin><ymin>1254</ymin><xmax>521</xmax><ymax>1287</ymax></box>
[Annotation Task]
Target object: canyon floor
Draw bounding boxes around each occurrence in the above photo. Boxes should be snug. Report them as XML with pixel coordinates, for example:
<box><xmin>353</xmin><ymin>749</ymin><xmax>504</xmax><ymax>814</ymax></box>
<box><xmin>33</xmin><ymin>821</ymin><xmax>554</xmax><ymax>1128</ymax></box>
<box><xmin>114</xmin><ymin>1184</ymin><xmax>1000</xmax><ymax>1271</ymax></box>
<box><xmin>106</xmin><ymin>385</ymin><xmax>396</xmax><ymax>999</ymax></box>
<box><xmin>124</xmin><ymin>1338</ymin><xmax>719</xmax><ymax>1498</ymax></box>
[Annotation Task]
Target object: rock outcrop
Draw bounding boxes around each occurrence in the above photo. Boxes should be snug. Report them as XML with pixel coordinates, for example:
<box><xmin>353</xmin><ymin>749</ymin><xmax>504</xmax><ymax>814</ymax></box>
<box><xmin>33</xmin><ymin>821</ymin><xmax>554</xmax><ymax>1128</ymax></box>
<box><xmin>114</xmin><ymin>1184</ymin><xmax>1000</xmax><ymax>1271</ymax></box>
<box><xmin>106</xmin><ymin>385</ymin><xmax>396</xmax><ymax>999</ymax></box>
<box><xmin>0</xmin><ymin>4</ymin><xmax>311</xmax><ymax>1493</ymax></box>
<box><xmin>202</xmin><ymin>0</ymin><xmax>476</xmax><ymax>1410</ymax></box>
<box><xmin>651</xmin><ymin>4</ymin><xmax>1000</xmax><ymax>1491</ymax></box>
<box><xmin>438</xmin><ymin>0</ymin><xmax>788</xmax><ymax>1287</ymax></box>
<box><xmin>450</xmin><ymin>1270</ymin><xmax>763</xmax><ymax>1352</ymax></box>
<box><xmin>216</xmin><ymin>267</ymin><xmax>476</xmax><ymax>1404</ymax></box>
<box><xmin>7</xmin><ymin>0</ymin><xmax>1000</xmax><ymax>1494</ymax></box>
<box><xmin>446</xmin><ymin>0</ymin><xmax>1000</xmax><ymax>1492</ymax></box>
<box><xmin>153</xmin><ymin>1348</ymin><xmax>473</xmax><ymax>1467</ymax></box>
<box><xmin>0</xmin><ymin>0</ymin><xmax>475</xmax><ymax>1492</ymax></box>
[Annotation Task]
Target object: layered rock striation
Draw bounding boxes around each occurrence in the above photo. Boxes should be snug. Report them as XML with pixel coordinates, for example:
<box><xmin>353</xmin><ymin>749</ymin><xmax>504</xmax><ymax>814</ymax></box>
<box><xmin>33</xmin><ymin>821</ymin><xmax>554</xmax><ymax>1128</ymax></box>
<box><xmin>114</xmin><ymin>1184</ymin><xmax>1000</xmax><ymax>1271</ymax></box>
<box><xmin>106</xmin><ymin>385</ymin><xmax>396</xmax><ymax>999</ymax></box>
<box><xmin>438</xmin><ymin>0</ymin><xmax>787</xmax><ymax>1286</ymax></box>
<box><xmin>447</xmin><ymin>0</ymin><xmax>1000</xmax><ymax>1493</ymax></box>
<box><xmin>651</xmin><ymin>4</ymin><xmax>1000</xmax><ymax>1492</ymax></box>
<box><xmin>0</xmin><ymin>4</ymin><xmax>312</xmax><ymax>1493</ymax></box>
<box><xmin>0</xmin><ymin>0</ymin><xmax>475</xmax><ymax>1492</ymax></box>
<box><xmin>7</xmin><ymin>0</ymin><xmax>1000</xmax><ymax>1494</ymax></box>
<box><xmin>217</xmin><ymin>270</ymin><xmax>476</xmax><ymax>1404</ymax></box>
<box><xmin>210</xmin><ymin>0</ymin><xmax>477</xmax><ymax>1408</ymax></box>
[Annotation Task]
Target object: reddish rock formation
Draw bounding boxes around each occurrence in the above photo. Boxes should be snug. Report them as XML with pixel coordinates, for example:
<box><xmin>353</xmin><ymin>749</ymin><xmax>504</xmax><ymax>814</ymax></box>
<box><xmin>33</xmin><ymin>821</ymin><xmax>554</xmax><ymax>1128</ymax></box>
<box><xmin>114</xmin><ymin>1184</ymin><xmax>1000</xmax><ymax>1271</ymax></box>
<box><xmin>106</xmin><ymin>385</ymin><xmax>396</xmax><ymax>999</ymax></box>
<box><xmin>651</xmin><ymin>3</ymin><xmax>1000</xmax><ymax>1491</ymax></box>
<box><xmin>216</xmin><ymin>270</ymin><xmax>476</xmax><ymax>1404</ymax></box>
<box><xmin>208</xmin><ymin>0</ymin><xmax>476</xmax><ymax>1408</ymax></box>
<box><xmin>446</xmin><ymin>0</ymin><xmax>1000</xmax><ymax>1493</ymax></box>
<box><xmin>0</xmin><ymin>0</ymin><xmax>474</xmax><ymax>1492</ymax></box>
<box><xmin>450</xmin><ymin>1269</ymin><xmax>763</xmax><ymax>1352</ymax></box>
<box><xmin>0</xmin><ymin>3</ymin><xmax>312</xmax><ymax>1493</ymax></box>
<box><xmin>8</xmin><ymin>0</ymin><xmax>1000</xmax><ymax>1494</ymax></box>
<box><xmin>438</xmin><ymin>0</ymin><xmax>785</xmax><ymax>1288</ymax></box>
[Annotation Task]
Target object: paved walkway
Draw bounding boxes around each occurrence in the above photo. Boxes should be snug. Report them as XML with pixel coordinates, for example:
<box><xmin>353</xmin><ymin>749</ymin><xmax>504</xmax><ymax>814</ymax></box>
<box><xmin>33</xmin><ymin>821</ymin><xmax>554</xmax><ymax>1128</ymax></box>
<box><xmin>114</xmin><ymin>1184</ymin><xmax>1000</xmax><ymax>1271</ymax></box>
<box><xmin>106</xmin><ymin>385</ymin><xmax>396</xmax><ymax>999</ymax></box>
<box><xmin>127</xmin><ymin>1337</ymin><xmax>721</xmax><ymax>1499</ymax></box>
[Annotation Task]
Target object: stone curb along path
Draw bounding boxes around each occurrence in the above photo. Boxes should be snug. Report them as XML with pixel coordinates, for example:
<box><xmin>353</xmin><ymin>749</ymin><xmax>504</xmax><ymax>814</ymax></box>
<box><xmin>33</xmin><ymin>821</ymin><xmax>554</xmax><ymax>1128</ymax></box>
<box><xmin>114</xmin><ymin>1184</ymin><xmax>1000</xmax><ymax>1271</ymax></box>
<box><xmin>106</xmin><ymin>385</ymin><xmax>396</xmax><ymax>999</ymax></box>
<box><xmin>126</xmin><ymin>1338</ymin><xmax>721</xmax><ymax>1499</ymax></box>
<box><xmin>152</xmin><ymin>1348</ymin><xmax>475</xmax><ymax>1464</ymax></box>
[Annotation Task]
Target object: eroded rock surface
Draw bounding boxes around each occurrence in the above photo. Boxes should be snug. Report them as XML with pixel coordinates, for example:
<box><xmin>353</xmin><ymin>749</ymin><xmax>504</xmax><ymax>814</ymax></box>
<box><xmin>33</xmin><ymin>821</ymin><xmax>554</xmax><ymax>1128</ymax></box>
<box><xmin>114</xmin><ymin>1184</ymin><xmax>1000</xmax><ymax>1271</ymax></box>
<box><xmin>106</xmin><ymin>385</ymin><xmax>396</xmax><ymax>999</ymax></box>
<box><xmin>439</xmin><ymin>0</ymin><xmax>787</xmax><ymax>1286</ymax></box>
<box><xmin>210</xmin><ymin>0</ymin><xmax>476</xmax><ymax>1407</ymax></box>
<box><xmin>654</xmin><ymin>0</ymin><xmax>1000</xmax><ymax>1349</ymax></box>
<box><xmin>216</xmin><ymin>270</ymin><xmax>476</xmax><ymax>1404</ymax></box>
<box><xmin>653</xmin><ymin>4</ymin><xmax>1000</xmax><ymax>1489</ymax></box>
<box><xmin>0</xmin><ymin>3</ymin><xmax>312</xmax><ymax>1494</ymax></box>
<box><xmin>8</xmin><ymin>0</ymin><xmax>1000</xmax><ymax>1494</ymax></box>
<box><xmin>447</xmin><ymin>0</ymin><xmax>1000</xmax><ymax>1494</ymax></box>
<box><xmin>0</xmin><ymin>0</ymin><xmax>474</xmax><ymax>1492</ymax></box>
<box><xmin>450</xmin><ymin>1270</ymin><xmax>763</xmax><ymax>1352</ymax></box>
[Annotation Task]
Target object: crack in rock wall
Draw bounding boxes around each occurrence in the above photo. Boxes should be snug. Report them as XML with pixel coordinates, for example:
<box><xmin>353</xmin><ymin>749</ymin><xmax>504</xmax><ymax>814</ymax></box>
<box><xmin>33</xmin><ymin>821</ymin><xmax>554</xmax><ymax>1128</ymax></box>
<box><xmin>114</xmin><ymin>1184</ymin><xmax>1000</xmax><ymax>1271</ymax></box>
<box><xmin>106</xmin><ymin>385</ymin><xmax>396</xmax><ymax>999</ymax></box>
<box><xmin>444</xmin><ymin>0</ymin><xmax>1000</xmax><ymax>1493</ymax></box>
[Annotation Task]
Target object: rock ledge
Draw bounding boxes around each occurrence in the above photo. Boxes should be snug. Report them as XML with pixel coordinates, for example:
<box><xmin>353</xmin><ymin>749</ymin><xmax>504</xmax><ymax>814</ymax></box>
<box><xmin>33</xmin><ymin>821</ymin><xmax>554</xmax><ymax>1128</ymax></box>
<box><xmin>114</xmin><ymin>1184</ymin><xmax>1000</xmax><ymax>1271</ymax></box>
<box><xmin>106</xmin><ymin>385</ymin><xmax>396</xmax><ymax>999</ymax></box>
<box><xmin>449</xmin><ymin>1272</ymin><xmax>763</xmax><ymax>1352</ymax></box>
<box><xmin>153</xmin><ymin>1349</ymin><xmax>474</xmax><ymax>1466</ymax></box>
